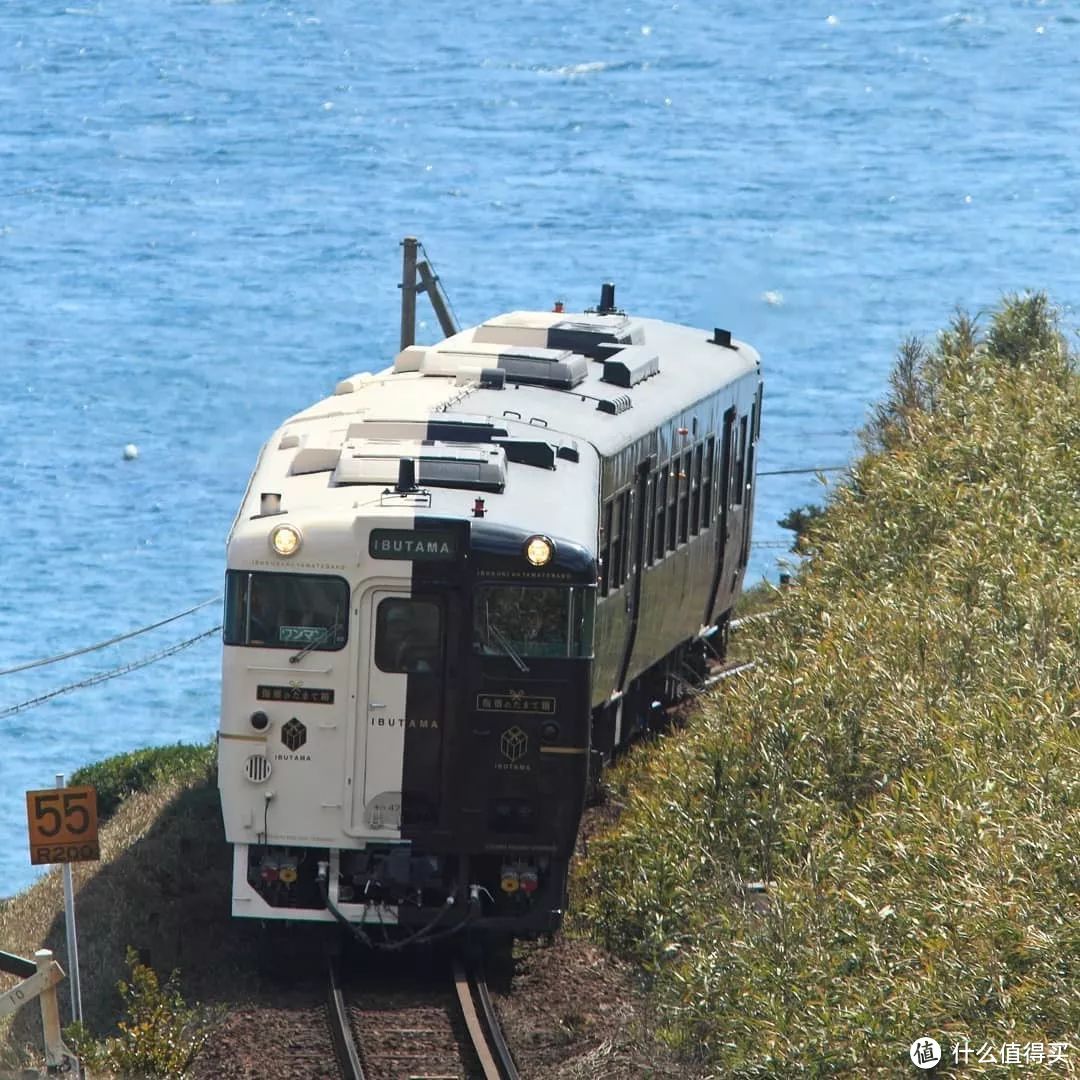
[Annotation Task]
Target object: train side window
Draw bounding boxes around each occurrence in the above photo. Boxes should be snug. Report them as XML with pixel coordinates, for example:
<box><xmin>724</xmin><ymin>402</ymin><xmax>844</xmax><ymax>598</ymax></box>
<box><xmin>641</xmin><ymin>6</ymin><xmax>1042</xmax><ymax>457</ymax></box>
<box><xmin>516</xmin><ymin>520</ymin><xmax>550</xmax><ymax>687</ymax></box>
<box><xmin>677</xmin><ymin>450</ymin><xmax>691</xmax><ymax>544</ymax></box>
<box><xmin>732</xmin><ymin>416</ymin><xmax>748</xmax><ymax>506</ymax></box>
<box><xmin>599</xmin><ymin>500</ymin><xmax>614</xmax><ymax>596</ymax></box>
<box><xmin>609</xmin><ymin>493</ymin><xmax>624</xmax><ymax>592</ymax></box>
<box><xmin>644</xmin><ymin>474</ymin><xmax>656</xmax><ymax>567</ymax></box>
<box><xmin>653</xmin><ymin>466</ymin><xmax>668</xmax><ymax>563</ymax></box>
<box><xmin>690</xmin><ymin>443</ymin><xmax>703</xmax><ymax>536</ymax></box>
<box><xmin>619</xmin><ymin>489</ymin><xmax>633</xmax><ymax>583</ymax></box>
<box><xmin>719</xmin><ymin>409</ymin><xmax>735</xmax><ymax>511</ymax></box>
<box><xmin>746</xmin><ymin>402</ymin><xmax>758</xmax><ymax>497</ymax></box>
<box><xmin>666</xmin><ymin>457</ymin><xmax>679</xmax><ymax>551</ymax></box>
<box><xmin>374</xmin><ymin>598</ymin><xmax>443</xmax><ymax>674</ymax></box>
<box><xmin>701</xmin><ymin>436</ymin><xmax>716</xmax><ymax>526</ymax></box>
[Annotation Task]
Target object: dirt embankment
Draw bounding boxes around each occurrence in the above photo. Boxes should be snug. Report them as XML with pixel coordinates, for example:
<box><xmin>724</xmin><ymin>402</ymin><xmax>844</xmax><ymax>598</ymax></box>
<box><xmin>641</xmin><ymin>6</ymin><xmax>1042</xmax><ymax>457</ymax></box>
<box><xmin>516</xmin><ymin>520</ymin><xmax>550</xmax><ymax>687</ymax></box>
<box><xmin>1</xmin><ymin>772</ymin><xmax>675</xmax><ymax>1078</ymax></box>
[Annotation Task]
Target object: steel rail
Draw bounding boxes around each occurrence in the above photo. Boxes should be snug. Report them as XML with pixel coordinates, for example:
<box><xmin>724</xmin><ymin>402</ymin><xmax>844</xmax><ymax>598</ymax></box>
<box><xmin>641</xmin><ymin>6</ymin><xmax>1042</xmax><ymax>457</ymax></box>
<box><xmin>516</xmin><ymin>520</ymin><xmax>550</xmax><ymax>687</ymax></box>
<box><xmin>327</xmin><ymin>961</ymin><xmax>366</xmax><ymax>1080</ymax></box>
<box><xmin>453</xmin><ymin>959</ymin><xmax>519</xmax><ymax>1080</ymax></box>
<box><xmin>729</xmin><ymin>608</ymin><xmax>779</xmax><ymax>631</ymax></box>
<box><xmin>701</xmin><ymin>659</ymin><xmax>756</xmax><ymax>689</ymax></box>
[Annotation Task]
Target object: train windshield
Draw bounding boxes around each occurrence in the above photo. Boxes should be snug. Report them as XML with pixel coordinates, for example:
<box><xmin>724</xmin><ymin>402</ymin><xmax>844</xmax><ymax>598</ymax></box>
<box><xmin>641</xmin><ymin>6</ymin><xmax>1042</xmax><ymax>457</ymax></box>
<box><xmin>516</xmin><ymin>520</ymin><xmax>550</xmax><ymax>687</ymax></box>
<box><xmin>224</xmin><ymin>570</ymin><xmax>349</xmax><ymax>651</ymax></box>
<box><xmin>473</xmin><ymin>586</ymin><xmax>594</xmax><ymax>659</ymax></box>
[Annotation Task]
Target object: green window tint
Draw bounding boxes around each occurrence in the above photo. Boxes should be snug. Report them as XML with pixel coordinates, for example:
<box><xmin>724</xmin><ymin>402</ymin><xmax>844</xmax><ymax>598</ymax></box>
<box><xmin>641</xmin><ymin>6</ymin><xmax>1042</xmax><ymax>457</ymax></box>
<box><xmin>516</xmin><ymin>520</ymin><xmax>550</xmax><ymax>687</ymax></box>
<box><xmin>474</xmin><ymin>586</ymin><xmax>594</xmax><ymax>659</ymax></box>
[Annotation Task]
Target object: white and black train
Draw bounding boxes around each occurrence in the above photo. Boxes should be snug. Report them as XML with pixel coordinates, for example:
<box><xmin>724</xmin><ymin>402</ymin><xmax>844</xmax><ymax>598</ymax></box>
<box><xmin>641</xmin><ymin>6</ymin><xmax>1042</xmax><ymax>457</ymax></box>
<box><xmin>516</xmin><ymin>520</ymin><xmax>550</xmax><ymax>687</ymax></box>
<box><xmin>218</xmin><ymin>286</ymin><xmax>762</xmax><ymax>941</ymax></box>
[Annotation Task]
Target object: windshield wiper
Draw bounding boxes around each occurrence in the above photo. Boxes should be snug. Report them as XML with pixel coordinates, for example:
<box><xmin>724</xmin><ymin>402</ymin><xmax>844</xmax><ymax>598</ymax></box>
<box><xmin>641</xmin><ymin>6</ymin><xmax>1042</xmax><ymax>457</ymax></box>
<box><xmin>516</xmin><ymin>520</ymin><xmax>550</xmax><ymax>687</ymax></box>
<box><xmin>488</xmin><ymin>623</ymin><xmax>530</xmax><ymax>673</ymax></box>
<box><xmin>289</xmin><ymin>623</ymin><xmax>340</xmax><ymax>664</ymax></box>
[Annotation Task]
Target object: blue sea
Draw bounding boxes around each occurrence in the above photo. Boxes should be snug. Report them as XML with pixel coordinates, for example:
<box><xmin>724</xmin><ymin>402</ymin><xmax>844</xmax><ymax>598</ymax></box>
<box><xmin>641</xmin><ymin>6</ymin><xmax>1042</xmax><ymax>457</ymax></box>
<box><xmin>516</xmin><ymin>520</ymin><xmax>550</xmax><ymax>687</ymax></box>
<box><xmin>2</xmin><ymin>0</ymin><xmax>1078</xmax><ymax>893</ymax></box>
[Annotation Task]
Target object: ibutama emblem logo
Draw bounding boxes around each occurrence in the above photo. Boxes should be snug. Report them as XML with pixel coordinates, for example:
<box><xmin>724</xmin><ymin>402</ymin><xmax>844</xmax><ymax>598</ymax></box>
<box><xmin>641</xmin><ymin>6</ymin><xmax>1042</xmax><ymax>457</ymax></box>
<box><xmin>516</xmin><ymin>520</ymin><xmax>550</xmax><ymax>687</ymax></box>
<box><xmin>500</xmin><ymin>726</ymin><xmax>527</xmax><ymax>763</ymax></box>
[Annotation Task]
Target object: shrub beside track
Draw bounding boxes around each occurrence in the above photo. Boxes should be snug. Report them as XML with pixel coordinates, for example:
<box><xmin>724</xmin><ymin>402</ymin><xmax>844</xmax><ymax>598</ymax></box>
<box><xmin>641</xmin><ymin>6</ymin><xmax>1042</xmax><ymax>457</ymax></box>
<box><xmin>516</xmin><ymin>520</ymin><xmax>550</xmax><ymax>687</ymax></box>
<box><xmin>575</xmin><ymin>294</ymin><xmax>1080</xmax><ymax>1075</ymax></box>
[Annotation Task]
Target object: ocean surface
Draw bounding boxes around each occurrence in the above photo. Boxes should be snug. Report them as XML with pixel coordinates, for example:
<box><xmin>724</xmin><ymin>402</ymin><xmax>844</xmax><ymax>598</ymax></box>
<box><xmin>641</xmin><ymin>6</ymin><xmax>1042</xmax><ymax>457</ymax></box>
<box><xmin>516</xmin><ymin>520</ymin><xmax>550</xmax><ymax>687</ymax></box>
<box><xmin>3</xmin><ymin>0</ymin><xmax>1078</xmax><ymax>893</ymax></box>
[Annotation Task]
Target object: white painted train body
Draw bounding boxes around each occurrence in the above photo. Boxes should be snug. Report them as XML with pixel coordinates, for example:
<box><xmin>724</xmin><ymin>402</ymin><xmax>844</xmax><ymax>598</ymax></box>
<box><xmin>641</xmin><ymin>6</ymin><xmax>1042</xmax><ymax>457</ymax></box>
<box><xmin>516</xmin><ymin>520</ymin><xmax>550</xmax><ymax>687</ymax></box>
<box><xmin>218</xmin><ymin>296</ymin><xmax>761</xmax><ymax>939</ymax></box>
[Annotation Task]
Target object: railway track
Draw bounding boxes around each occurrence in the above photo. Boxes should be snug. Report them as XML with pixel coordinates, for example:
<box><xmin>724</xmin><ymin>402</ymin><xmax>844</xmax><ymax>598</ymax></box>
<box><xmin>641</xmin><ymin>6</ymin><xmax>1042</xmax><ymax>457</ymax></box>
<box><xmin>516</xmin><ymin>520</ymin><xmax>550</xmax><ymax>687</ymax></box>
<box><xmin>327</xmin><ymin>955</ymin><xmax>519</xmax><ymax>1080</ymax></box>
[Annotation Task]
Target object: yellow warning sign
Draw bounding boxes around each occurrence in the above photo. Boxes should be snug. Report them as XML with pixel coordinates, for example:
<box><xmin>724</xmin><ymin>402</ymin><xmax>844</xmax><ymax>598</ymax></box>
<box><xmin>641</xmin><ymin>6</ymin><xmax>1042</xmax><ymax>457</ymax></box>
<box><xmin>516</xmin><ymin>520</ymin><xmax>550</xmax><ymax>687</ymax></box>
<box><xmin>26</xmin><ymin>786</ymin><xmax>100</xmax><ymax>866</ymax></box>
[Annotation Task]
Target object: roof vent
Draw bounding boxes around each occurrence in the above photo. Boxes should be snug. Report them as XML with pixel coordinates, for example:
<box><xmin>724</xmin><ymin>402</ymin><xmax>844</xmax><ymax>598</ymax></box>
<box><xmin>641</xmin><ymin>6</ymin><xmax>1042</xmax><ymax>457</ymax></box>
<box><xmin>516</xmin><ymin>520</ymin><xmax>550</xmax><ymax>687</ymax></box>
<box><xmin>494</xmin><ymin>439</ymin><xmax>556</xmax><ymax>469</ymax></box>
<box><xmin>496</xmin><ymin>347</ymin><xmax>588</xmax><ymax>389</ymax></box>
<box><xmin>599</xmin><ymin>345</ymin><xmax>660</xmax><ymax>388</ymax></box>
<box><xmin>597</xmin><ymin>394</ymin><xmax>632</xmax><ymax>415</ymax></box>
<box><xmin>333</xmin><ymin>440</ymin><xmax>508</xmax><ymax>493</ymax></box>
<box><xmin>547</xmin><ymin>317</ymin><xmax>643</xmax><ymax>358</ymax></box>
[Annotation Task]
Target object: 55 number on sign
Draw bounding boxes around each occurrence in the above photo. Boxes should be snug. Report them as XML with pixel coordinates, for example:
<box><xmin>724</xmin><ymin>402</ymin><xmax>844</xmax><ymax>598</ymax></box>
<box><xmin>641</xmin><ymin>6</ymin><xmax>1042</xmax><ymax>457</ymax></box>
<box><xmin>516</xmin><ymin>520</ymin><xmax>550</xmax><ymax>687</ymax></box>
<box><xmin>26</xmin><ymin>786</ymin><xmax>100</xmax><ymax>865</ymax></box>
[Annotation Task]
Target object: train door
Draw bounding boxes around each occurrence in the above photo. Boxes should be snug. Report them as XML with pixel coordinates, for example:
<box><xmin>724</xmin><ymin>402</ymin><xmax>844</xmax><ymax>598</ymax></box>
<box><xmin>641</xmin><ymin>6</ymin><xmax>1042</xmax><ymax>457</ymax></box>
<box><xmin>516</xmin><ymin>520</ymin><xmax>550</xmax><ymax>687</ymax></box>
<box><xmin>704</xmin><ymin>407</ymin><xmax>737</xmax><ymax>623</ymax></box>
<box><xmin>615</xmin><ymin>458</ymin><xmax>653</xmax><ymax>692</ymax></box>
<box><xmin>739</xmin><ymin>385</ymin><xmax>763</xmax><ymax>572</ymax></box>
<box><xmin>348</xmin><ymin>589</ymin><xmax>446</xmax><ymax>835</ymax></box>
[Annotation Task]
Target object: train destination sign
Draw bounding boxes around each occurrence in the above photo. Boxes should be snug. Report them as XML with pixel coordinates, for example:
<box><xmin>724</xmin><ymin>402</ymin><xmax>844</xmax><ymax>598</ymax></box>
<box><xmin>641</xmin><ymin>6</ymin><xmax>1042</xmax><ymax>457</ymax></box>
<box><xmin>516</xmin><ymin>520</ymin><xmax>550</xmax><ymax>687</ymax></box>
<box><xmin>477</xmin><ymin>692</ymin><xmax>557</xmax><ymax>714</ymax></box>
<box><xmin>257</xmin><ymin>685</ymin><xmax>335</xmax><ymax>705</ymax></box>
<box><xmin>26</xmin><ymin>786</ymin><xmax>100</xmax><ymax>866</ymax></box>
<box><xmin>369</xmin><ymin>529</ymin><xmax>458</xmax><ymax>561</ymax></box>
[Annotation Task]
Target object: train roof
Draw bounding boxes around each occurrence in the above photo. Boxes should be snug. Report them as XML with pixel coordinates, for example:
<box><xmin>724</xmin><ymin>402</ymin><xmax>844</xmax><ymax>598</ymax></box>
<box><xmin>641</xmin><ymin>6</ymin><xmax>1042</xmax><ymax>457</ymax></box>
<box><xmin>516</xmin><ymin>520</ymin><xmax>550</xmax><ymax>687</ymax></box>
<box><xmin>230</xmin><ymin>308</ymin><xmax>759</xmax><ymax>559</ymax></box>
<box><xmin>310</xmin><ymin>309</ymin><xmax>757</xmax><ymax>454</ymax></box>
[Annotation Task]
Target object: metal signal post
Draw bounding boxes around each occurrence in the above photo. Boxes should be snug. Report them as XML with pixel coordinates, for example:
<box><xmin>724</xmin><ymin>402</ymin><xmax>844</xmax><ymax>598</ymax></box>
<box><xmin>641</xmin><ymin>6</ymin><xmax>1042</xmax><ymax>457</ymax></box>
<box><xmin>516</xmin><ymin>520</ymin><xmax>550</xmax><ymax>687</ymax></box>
<box><xmin>26</xmin><ymin>776</ymin><xmax>98</xmax><ymax>1028</ymax></box>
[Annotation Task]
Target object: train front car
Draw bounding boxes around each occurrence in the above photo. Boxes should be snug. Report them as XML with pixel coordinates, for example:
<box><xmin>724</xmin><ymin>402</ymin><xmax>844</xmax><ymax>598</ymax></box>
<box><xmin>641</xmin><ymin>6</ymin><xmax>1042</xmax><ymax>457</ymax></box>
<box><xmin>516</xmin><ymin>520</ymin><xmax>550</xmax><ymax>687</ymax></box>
<box><xmin>219</xmin><ymin>297</ymin><xmax>761</xmax><ymax>944</ymax></box>
<box><xmin>218</xmin><ymin>366</ymin><xmax>599</xmax><ymax>941</ymax></box>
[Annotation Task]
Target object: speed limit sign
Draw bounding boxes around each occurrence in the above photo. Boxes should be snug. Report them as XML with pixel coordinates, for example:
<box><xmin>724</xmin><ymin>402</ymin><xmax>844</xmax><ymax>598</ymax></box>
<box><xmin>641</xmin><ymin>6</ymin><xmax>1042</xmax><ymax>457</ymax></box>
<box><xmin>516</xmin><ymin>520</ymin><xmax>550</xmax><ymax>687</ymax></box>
<box><xmin>26</xmin><ymin>786</ymin><xmax>100</xmax><ymax>865</ymax></box>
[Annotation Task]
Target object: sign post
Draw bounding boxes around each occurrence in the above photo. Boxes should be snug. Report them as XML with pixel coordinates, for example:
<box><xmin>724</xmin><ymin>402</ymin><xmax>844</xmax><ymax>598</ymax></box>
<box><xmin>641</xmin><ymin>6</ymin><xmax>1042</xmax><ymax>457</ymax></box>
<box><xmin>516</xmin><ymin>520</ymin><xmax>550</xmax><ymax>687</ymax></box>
<box><xmin>26</xmin><ymin>778</ymin><xmax>99</xmax><ymax>1029</ymax></box>
<box><xmin>57</xmin><ymin>774</ymin><xmax>83</xmax><ymax>1028</ymax></box>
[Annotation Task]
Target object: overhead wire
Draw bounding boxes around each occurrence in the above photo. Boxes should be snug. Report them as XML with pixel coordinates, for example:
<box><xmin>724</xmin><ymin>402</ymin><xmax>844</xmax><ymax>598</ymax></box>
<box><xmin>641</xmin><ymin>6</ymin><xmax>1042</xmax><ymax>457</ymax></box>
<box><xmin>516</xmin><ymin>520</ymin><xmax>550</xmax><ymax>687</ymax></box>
<box><xmin>757</xmin><ymin>466</ymin><xmax>848</xmax><ymax>476</ymax></box>
<box><xmin>0</xmin><ymin>596</ymin><xmax>221</xmax><ymax>678</ymax></box>
<box><xmin>0</xmin><ymin>626</ymin><xmax>221</xmax><ymax>720</ymax></box>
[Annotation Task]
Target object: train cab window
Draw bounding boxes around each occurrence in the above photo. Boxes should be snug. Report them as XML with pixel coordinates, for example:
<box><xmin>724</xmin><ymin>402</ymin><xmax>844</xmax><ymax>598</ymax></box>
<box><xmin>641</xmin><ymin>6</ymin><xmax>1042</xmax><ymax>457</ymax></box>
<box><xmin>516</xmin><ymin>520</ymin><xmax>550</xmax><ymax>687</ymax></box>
<box><xmin>474</xmin><ymin>586</ymin><xmax>594</xmax><ymax>659</ymax></box>
<box><xmin>374</xmin><ymin>598</ymin><xmax>443</xmax><ymax>674</ymax></box>
<box><xmin>224</xmin><ymin>570</ymin><xmax>349</xmax><ymax>651</ymax></box>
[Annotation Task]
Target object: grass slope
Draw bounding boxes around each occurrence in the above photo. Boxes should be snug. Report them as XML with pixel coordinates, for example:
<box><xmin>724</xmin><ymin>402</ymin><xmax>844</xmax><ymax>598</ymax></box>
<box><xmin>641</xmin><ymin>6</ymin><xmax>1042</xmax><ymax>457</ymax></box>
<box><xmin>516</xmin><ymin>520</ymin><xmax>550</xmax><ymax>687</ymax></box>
<box><xmin>0</xmin><ymin>755</ymin><xmax>259</xmax><ymax>1073</ymax></box>
<box><xmin>573</xmin><ymin>295</ymin><xmax>1080</xmax><ymax>1076</ymax></box>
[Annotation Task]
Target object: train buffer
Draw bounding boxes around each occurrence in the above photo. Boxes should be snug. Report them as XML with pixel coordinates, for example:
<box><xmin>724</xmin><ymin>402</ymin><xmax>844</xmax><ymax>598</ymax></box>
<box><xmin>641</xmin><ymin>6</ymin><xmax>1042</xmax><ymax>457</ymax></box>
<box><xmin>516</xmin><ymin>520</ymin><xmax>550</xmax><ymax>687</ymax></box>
<box><xmin>0</xmin><ymin>948</ymin><xmax>78</xmax><ymax>1074</ymax></box>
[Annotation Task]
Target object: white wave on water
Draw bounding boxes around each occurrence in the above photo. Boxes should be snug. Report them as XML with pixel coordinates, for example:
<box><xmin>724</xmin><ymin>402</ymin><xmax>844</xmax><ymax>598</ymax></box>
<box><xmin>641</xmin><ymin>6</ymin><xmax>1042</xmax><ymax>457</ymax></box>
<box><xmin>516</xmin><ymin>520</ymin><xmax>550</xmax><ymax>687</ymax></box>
<box><xmin>544</xmin><ymin>61</ymin><xmax>612</xmax><ymax>77</ymax></box>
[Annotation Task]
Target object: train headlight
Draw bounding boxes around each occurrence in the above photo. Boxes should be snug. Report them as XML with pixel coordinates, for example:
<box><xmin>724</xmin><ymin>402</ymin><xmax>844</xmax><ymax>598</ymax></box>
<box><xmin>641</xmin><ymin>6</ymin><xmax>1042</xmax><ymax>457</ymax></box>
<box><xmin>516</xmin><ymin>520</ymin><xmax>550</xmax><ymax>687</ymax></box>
<box><xmin>524</xmin><ymin>535</ymin><xmax>554</xmax><ymax>566</ymax></box>
<box><xmin>270</xmin><ymin>523</ymin><xmax>302</xmax><ymax>557</ymax></box>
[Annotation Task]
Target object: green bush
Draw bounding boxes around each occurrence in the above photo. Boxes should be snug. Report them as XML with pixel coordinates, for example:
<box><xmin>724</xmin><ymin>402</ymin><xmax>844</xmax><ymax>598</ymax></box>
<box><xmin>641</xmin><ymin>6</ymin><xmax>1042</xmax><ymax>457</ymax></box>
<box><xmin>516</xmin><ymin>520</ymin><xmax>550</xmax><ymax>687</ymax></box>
<box><xmin>71</xmin><ymin>742</ymin><xmax>214</xmax><ymax>821</ymax></box>
<box><xmin>66</xmin><ymin>949</ymin><xmax>209</xmax><ymax>1078</ymax></box>
<box><xmin>574</xmin><ymin>294</ymin><xmax>1080</xmax><ymax>1075</ymax></box>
